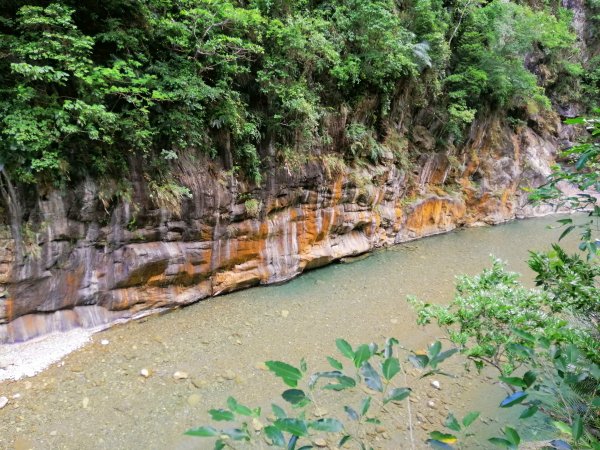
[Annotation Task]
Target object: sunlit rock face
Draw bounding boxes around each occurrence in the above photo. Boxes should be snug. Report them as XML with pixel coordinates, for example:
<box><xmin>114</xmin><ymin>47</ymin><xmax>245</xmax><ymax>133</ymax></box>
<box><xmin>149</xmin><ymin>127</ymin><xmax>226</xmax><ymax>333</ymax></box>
<box><xmin>0</xmin><ymin>116</ymin><xmax>561</xmax><ymax>343</ymax></box>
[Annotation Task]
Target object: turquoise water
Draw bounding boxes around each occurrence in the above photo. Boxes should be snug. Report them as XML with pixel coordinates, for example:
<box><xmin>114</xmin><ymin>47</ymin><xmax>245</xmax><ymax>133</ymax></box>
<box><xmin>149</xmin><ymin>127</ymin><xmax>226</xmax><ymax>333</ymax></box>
<box><xmin>0</xmin><ymin>215</ymin><xmax>579</xmax><ymax>449</ymax></box>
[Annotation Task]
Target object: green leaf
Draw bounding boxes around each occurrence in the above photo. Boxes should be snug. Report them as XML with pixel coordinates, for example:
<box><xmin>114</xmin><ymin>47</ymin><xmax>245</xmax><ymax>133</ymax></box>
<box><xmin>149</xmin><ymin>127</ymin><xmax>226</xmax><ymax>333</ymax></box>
<box><xmin>264</xmin><ymin>425</ymin><xmax>286</xmax><ymax>447</ymax></box>
<box><xmin>360</xmin><ymin>362</ymin><xmax>383</xmax><ymax>392</ymax></box>
<box><xmin>282</xmin><ymin>389</ymin><xmax>310</xmax><ymax>407</ymax></box>
<box><xmin>327</xmin><ymin>356</ymin><xmax>343</xmax><ymax>370</ymax></box>
<box><xmin>322</xmin><ymin>376</ymin><xmax>356</xmax><ymax>391</ymax></box>
<box><xmin>523</xmin><ymin>371</ymin><xmax>537</xmax><ymax>388</ymax></box>
<box><xmin>339</xmin><ymin>435</ymin><xmax>352</xmax><ymax>446</ymax></box>
<box><xmin>344</xmin><ymin>405</ymin><xmax>359</xmax><ymax>421</ymax></box>
<box><xmin>499</xmin><ymin>376</ymin><xmax>527</xmax><ymax>388</ymax></box>
<box><xmin>499</xmin><ymin>391</ymin><xmax>527</xmax><ymax>407</ymax></box>
<box><xmin>384</xmin><ymin>337</ymin><xmax>399</xmax><ymax>358</ymax></box>
<box><xmin>488</xmin><ymin>437</ymin><xmax>515</xmax><ymax>448</ymax></box>
<box><xmin>309</xmin><ymin>418</ymin><xmax>344</xmax><ymax>432</ymax></box>
<box><xmin>553</xmin><ymin>421</ymin><xmax>572</xmax><ymax>435</ymax></box>
<box><xmin>300</xmin><ymin>358</ymin><xmax>307</xmax><ymax>373</ymax></box>
<box><xmin>430</xmin><ymin>348</ymin><xmax>458</xmax><ymax>368</ymax></box>
<box><xmin>444</xmin><ymin>413</ymin><xmax>461</xmax><ymax>432</ymax></box>
<box><xmin>353</xmin><ymin>344</ymin><xmax>372</xmax><ymax>368</ymax></box>
<box><xmin>185</xmin><ymin>426</ymin><xmax>219</xmax><ymax>437</ymax></box>
<box><xmin>462</xmin><ymin>411</ymin><xmax>480</xmax><ymax>427</ymax></box>
<box><xmin>360</xmin><ymin>397</ymin><xmax>371</xmax><ymax>416</ymax></box>
<box><xmin>383</xmin><ymin>387</ymin><xmax>410</xmax><ymax>404</ymax></box>
<box><xmin>429</xmin><ymin>431</ymin><xmax>457</xmax><ymax>444</ymax></box>
<box><xmin>519</xmin><ymin>405</ymin><xmax>538</xmax><ymax>419</ymax></box>
<box><xmin>426</xmin><ymin>439</ymin><xmax>455</xmax><ymax>449</ymax></box>
<box><xmin>576</xmin><ymin>152</ymin><xmax>591</xmax><ymax>170</ymax></box>
<box><xmin>266</xmin><ymin>361</ymin><xmax>303</xmax><ymax>388</ymax></box>
<box><xmin>504</xmin><ymin>427</ymin><xmax>520</xmax><ymax>446</ymax></box>
<box><xmin>549</xmin><ymin>439</ymin><xmax>572</xmax><ymax>450</ymax></box>
<box><xmin>336</xmin><ymin>339</ymin><xmax>354</xmax><ymax>359</ymax></box>
<box><xmin>564</xmin><ymin>117</ymin><xmax>585</xmax><ymax>124</ymax></box>
<box><xmin>409</xmin><ymin>354</ymin><xmax>429</xmax><ymax>369</ymax></box>
<box><xmin>382</xmin><ymin>357</ymin><xmax>400</xmax><ymax>380</ymax></box>
<box><xmin>511</xmin><ymin>328</ymin><xmax>535</xmax><ymax>343</ymax></box>
<box><xmin>274</xmin><ymin>418</ymin><xmax>308</xmax><ymax>437</ymax></box>
<box><xmin>365</xmin><ymin>418</ymin><xmax>381</xmax><ymax>425</ymax></box>
<box><xmin>227</xmin><ymin>397</ymin><xmax>254</xmax><ymax>416</ymax></box>
<box><xmin>288</xmin><ymin>435</ymin><xmax>299</xmax><ymax>450</ymax></box>
<box><xmin>559</xmin><ymin>225</ymin><xmax>576</xmax><ymax>241</ymax></box>
<box><xmin>209</xmin><ymin>409</ymin><xmax>235</xmax><ymax>421</ymax></box>
<box><xmin>272</xmin><ymin>404</ymin><xmax>287</xmax><ymax>419</ymax></box>
<box><xmin>310</xmin><ymin>371</ymin><xmax>356</xmax><ymax>390</ymax></box>
<box><xmin>572</xmin><ymin>415</ymin><xmax>583</xmax><ymax>441</ymax></box>
<box><xmin>214</xmin><ymin>440</ymin><xmax>226</xmax><ymax>450</ymax></box>
<box><xmin>429</xmin><ymin>341</ymin><xmax>442</xmax><ymax>359</ymax></box>
<box><xmin>221</xmin><ymin>428</ymin><xmax>248</xmax><ymax>441</ymax></box>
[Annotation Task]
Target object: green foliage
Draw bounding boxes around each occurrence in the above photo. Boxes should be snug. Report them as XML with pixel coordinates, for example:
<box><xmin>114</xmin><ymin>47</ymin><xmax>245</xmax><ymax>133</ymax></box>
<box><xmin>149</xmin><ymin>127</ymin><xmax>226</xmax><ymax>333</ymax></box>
<box><xmin>244</xmin><ymin>198</ymin><xmax>262</xmax><ymax>218</ymax></box>
<box><xmin>529</xmin><ymin>244</ymin><xmax>600</xmax><ymax>319</ymax></box>
<box><xmin>410</xmin><ymin>259</ymin><xmax>566</xmax><ymax>374</ymax></box>
<box><xmin>147</xmin><ymin>180</ymin><xmax>192</xmax><ymax>216</ymax></box>
<box><xmin>444</xmin><ymin>0</ymin><xmax>574</xmax><ymax>139</ymax></box>
<box><xmin>187</xmin><ymin>337</ymin><xmax>459</xmax><ymax>448</ymax></box>
<box><xmin>0</xmin><ymin>0</ymin><xmax>582</xmax><ymax>191</ymax></box>
<box><xmin>530</xmin><ymin>114</ymin><xmax>600</xmax><ymax>260</ymax></box>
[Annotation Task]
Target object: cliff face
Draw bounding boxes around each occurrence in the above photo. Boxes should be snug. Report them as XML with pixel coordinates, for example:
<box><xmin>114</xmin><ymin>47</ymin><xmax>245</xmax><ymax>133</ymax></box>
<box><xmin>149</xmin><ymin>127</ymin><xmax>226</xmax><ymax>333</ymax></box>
<box><xmin>0</xmin><ymin>114</ymin><xmax>561</xmax><ymax>343</ymax></box>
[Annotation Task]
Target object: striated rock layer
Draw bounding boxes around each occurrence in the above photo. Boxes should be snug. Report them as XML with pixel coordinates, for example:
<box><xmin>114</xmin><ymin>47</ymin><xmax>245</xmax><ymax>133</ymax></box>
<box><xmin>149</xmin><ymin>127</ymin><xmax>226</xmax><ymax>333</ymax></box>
<box><xmin>0</xmin><ymin>116</ymin><xmax>561</xmax><ymax>343</ymax></box>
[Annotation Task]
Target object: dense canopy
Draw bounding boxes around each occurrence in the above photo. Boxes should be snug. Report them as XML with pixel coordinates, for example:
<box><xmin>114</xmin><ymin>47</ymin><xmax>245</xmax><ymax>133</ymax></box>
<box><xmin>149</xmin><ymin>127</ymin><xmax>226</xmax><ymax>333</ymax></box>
<box><xmin>0</xmin><ymin>0</ymin><xmax>597</xmax><ymax>186</ymax></box>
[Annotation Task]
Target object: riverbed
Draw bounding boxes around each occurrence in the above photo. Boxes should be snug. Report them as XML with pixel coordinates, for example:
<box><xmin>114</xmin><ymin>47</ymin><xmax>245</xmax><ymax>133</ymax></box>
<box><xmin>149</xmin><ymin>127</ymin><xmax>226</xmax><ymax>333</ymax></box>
<box><xmin>0</xmin><ymin>215</ymin><xmax>578</xmax><ymax>449</ymax></box>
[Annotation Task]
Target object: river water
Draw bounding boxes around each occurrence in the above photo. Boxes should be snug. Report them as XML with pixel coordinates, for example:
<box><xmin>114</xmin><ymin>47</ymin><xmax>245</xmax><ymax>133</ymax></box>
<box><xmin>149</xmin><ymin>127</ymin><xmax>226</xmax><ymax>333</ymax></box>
<box><xmin>0</xmin><ymin>215</ymin><xmax>578</xmax><ymax>449</ymax></box>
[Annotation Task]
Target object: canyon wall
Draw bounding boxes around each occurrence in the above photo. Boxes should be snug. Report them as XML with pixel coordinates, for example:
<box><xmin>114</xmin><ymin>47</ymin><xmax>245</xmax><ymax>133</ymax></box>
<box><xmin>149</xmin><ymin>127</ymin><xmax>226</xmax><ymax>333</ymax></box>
<box><xmin>0</xmin><ymin>114</ymin><xmax>563</xmax><ymax>343</ymax></box>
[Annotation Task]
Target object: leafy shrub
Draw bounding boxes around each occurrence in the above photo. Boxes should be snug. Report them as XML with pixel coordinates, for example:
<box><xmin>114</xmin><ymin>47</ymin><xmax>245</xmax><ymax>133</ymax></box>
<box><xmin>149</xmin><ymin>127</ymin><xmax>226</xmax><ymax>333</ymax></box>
<box><xmin>186</xmin><ymin>337</ymin><xmax>458</xmax><ymax>449</ymax></box>
<box><xmin>147</xmin><ymin>180</ymin><xmax>192</xmax><ymax>217</ymax></box>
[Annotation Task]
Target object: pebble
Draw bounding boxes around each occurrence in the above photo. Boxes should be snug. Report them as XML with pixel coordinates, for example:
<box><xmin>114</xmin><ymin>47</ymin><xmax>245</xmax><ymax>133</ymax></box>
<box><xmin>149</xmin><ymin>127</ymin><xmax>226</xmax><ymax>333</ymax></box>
<box><xmin>314</xmin><ymin>438</ymin><xmax>327</xmax><ymax>447</ymax></box>
<box><xmin>100</xmin><ymin>339</ymin><xmax>109</xmax><ymax>346</ymax></box>
<box><xmin>0</xmin><ymin>396</ymin><xmax>8</xmax><ymax>409</ymax></box>
<box><xmin>50</xmin><ymin>431</ymin><xmax>57</xmax><ymax>436</ymax></box>
<box><xmin>390</xmin><ymin>318</ymin><xmax>398</xmax><ymax>324</ymax></box>
<box><xmin>82</xmin><ymin>397</ymin><xmax>90</xmax><ymax>409</ymax></box>
<box><xmin>140</xmin><ymin>368</ymin><xmax>150</xmax><ymax>378</ymax></box>
<box><xmin>223</xmin><ymin>370</ymin><xmax>236</xmax><ymax>380</ymax></box>
<box><xmin>281</xmin><ymin>310</ymin><xmax>289</xmax><ymax>318</ymax></box>
<box><xmin>427</xmin><ymin>400</ymin><xmax>436</xmax><ymax>409</ymax></box>
<box><xmin>187</xmin><ymin>394</ymin><xmax>201</xmax><ymax>407</ymax></box>
<box><xmin>173</xmin><ymin>371</ymin><xmax>189</xmax><ymax>380</ymax></box>
<box><xmin>313</xmin><ymin>407</ymin><xmax>328</xmax><ymax>417</ymax></box>
<box><xmin>191</xmin><ymin>378</ymin><xmax>206</xmax><ymax>389</ymax></box>
<box><xmin>430</xmin><ymin>380</ymin><xmax>441</xmax><ymax>390</ymax></box>
<box><xmin>252</xmin><ymin>418</ymin><xmax>263</xmax><ymax>432</ymax></box>
<box><xmin>13</xmin><ymin>437</ymin><xmax>33</xmax><ymax>450</ymax></box>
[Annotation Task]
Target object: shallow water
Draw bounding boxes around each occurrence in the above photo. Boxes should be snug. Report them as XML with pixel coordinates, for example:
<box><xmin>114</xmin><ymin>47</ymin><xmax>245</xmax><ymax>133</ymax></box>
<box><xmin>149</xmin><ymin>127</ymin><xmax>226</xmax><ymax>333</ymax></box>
<box><xmin>0</xmin><ymin>215</ymin><xmax>578</xmax><ymax>449</ymax></box>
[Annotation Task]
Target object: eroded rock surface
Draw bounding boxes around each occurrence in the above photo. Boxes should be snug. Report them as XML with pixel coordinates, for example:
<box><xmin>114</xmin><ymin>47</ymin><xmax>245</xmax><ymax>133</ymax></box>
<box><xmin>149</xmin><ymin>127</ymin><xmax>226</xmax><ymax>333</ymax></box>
<box><xmin>0</xmin><ymin>117</ymin><xmax>561</xmax><ymax>342</ymax></box>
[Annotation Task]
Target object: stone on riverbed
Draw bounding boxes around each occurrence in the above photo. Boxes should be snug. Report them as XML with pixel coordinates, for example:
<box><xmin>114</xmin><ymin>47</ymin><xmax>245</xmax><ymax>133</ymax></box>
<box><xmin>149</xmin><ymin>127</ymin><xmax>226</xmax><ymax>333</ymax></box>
<box><xmin>173</xmin><ymin>371</ymin><xmax>188</xmax><ymax>380</ymax></box>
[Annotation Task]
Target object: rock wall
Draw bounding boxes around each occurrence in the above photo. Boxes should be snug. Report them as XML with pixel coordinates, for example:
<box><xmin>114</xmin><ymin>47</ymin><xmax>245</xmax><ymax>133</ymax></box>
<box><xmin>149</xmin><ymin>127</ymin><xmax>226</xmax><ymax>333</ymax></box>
<box><xmin>0</xmin><ymin>115</ymin><xmax>562</xmax><ymax>343</ymax></box>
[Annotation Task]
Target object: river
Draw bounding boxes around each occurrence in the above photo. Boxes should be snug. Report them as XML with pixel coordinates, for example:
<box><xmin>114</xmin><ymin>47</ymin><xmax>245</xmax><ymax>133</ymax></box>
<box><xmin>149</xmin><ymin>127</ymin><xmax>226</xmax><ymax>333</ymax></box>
<box><xmin>0</xmin><ymin>215</ymin><xmax>578</xmax><ymax>449</ymax></box>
